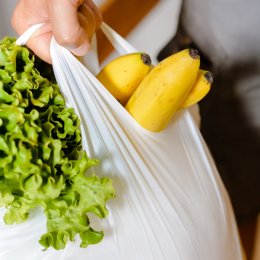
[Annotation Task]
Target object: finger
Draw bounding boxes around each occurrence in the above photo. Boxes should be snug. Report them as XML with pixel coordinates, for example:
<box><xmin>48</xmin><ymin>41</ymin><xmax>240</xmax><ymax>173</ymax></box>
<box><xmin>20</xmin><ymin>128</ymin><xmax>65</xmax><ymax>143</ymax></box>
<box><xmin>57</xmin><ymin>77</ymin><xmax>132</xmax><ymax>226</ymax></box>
<box><xmin>75</xmin><ymin>1</ymin><xmax>102</xmax><ymax>55</ymax></box>
<box><xmin>78</xmin><ymin>3</ymin><xmax>96</xmax><ymax>39</ymax></box>
<box><xmin>12</xmin><ymin>0</ymin><xmax>49</xmax><ymax>34</ymax></box>
<box><xmin>12</xmin><ymin>0</ymin><xmax>52</xmax><ymax>63</ymax></box>
<box><xmin>84</xmin><ymin>0</ymin><xmax>103</xmax><ymax>29</ymax></box>
<box><xmin>47</xmin><ymin>0</ymin><xmax>89</xmax><ymax>55</ymax></box>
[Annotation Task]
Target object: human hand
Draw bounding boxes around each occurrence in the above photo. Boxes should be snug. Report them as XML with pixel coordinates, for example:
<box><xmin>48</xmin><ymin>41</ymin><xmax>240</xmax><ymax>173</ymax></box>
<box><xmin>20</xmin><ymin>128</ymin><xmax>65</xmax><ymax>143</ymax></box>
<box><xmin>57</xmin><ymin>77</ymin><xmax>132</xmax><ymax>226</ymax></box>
<box><xmin>12</xmin><ymin>0</ymin><xmax>102</xmax><ymax>63</ymax></box>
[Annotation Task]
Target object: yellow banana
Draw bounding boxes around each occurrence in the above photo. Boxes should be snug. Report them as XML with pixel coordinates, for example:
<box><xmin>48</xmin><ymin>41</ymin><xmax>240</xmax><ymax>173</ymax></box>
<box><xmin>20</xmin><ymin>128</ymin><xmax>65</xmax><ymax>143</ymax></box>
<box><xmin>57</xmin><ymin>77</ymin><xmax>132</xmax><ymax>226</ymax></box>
<box><xmin>125</xmin><ymin>49</ymin><xmax>200</xmax><ymax>132</ymax></box>
<box><xmin>180</xmin><ymin>70</ymin><xmax>213</xmax><ymax>108</ymax></box>
<box><xmin>97</xmin><ymin>53</ymin><xmax>152</xmax><ymax>105</ymax></box>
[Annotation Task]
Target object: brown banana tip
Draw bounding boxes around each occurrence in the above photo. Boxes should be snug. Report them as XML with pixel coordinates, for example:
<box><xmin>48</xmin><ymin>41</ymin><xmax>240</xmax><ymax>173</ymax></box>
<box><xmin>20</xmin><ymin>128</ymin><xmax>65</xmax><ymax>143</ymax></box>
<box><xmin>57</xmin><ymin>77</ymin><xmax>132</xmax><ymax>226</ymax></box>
<box><xmin>141</xmin><ymin>53</ymin><xmax>152</xmax><ymax>66</ymax></box>
<box><xmin>204</xmin><ymin>71</ymin><xmax>214</xmax><ymax>84</ymax></box>
<box><xmin>189</xmin><ymin>48</ymin><xmax>200</xmax><ymax>59</ymax></box>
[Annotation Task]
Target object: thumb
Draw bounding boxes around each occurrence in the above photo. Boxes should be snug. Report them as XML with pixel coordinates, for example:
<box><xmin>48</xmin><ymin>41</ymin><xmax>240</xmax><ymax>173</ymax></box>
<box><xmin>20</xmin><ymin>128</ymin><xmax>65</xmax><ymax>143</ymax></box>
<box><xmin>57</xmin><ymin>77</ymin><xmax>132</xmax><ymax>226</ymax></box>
<box><xmin>47</xmin><ymin>0</ymin><xmax>89</xmax><ymax>56</ymax></box>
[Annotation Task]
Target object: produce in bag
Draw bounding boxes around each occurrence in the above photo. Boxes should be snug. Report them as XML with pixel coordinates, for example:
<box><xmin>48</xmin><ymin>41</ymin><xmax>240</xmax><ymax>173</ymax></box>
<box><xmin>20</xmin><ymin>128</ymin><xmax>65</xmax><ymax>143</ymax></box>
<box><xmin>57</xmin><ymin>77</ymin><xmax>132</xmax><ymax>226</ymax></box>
<box><xmin>125</xmin><ymin>48</ymin><xmax>200</xmax><ymax>131</ymax></box>
<box><xmin>0</xmin><ymin>23</ymin><xmax>243</xmax><ymax>260</ymax></box>
<box><xmin>99</xmin><ymin>50</ymin><xmax>213</xmax><ymax>132</ymax></box>
<box><xmin>0</xmin><ymin>37</ymin><xmax>115</xmax><ymax>250</ymax></box>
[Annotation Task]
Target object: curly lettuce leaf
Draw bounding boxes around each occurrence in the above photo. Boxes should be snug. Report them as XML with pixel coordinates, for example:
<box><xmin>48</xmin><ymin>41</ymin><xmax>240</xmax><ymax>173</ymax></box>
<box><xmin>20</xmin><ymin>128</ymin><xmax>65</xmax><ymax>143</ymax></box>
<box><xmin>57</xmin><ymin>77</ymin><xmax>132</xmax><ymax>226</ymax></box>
<box><xmin>0</xmin><ymin>37</ymin><xmax>115</xmax><ymax>250</ymax></box>
<box><xmin>40</xmin><ymin>156</ymin><xmax>114</xmax><ymax>249</ymax></box>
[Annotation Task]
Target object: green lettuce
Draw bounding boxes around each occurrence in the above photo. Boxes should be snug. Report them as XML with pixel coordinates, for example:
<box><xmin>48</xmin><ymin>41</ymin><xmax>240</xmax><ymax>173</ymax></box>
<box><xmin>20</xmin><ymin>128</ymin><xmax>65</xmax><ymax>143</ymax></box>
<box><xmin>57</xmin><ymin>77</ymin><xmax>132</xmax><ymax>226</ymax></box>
<box><xmin>0</xmin><ymin>37</ymin><xmax>115</xmax><ymax>250</ymax></box>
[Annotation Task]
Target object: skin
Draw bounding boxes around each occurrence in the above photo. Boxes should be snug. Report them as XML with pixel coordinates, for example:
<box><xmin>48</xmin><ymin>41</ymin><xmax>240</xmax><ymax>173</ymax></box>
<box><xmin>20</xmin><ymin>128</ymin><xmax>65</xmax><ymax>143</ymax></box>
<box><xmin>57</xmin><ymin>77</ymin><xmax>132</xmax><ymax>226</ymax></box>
<box><xmin>12</xmin><ymin>0</ymin><xmax>102</xmax><ymax>63</ymax></box>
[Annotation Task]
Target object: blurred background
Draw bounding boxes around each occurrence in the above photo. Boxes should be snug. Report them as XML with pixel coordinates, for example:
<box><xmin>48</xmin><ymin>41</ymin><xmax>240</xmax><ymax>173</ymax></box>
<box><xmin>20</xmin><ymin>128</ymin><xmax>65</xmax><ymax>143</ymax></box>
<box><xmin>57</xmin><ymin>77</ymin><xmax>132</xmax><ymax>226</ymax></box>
<box><xmin>0</xmin><ymin>0</ymin><xmax>259</xmax><ymax>259</ymax></box>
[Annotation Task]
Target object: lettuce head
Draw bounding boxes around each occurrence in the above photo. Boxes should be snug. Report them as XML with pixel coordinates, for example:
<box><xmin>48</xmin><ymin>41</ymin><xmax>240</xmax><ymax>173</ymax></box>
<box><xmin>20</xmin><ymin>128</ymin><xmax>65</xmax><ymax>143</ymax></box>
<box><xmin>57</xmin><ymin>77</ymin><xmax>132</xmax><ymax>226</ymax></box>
<box><xmin>0</xmin><ymin>37</ymin><xmax>115</xmax><ymax>250</ymax></box>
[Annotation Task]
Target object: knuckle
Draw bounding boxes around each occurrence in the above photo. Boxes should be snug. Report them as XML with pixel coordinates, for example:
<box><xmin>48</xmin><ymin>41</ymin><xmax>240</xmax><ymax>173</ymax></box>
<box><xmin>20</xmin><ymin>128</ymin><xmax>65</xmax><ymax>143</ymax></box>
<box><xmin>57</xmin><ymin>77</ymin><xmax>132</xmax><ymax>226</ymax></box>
<box><xmin>69</xmin><ymin>0</ymin><xmax>84</xmax><ymax>7</ymax></box>
<box><xmin>56</xmin><ymin>31</ymin><xmax>80</xmax><ymax>47</ymax></box>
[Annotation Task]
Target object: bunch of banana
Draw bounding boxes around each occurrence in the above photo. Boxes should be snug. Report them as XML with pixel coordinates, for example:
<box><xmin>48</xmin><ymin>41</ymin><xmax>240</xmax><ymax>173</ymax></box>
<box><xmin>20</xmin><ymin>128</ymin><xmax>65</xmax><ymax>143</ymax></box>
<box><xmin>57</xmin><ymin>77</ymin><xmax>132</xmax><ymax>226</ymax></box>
<box><xmin>96</xmin><ymin>49</ymin><xmax>213</xmax><ymax>132</ymax></box>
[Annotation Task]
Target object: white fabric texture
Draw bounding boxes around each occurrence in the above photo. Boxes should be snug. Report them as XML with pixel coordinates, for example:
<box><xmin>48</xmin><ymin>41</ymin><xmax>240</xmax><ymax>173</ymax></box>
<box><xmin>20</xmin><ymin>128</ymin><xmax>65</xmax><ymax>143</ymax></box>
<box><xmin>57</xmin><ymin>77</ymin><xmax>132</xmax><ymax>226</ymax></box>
<box><xmin>0</xmin><ymin>23</ymin><xmax>243</xmax><ymax>260</ymax></box>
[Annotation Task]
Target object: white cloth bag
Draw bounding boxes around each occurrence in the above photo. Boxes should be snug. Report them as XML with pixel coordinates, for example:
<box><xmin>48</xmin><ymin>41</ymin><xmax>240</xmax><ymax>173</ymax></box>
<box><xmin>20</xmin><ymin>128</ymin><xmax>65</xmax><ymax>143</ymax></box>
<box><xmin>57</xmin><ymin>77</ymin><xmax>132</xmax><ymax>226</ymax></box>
<box><xmin>0</xmin><ymin>23</ymin><xmax>243</xmax><ymax>260</ymax></box>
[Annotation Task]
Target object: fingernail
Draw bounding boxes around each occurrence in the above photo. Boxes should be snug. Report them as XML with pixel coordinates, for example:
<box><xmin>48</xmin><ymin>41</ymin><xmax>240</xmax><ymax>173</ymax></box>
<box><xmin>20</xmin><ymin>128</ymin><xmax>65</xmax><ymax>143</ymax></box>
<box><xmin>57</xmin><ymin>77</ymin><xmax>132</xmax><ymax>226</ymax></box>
<box><xmin>71</xmin><ymin>43</ymin><xmax>89</xmax><ymax>56</ymax></box>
